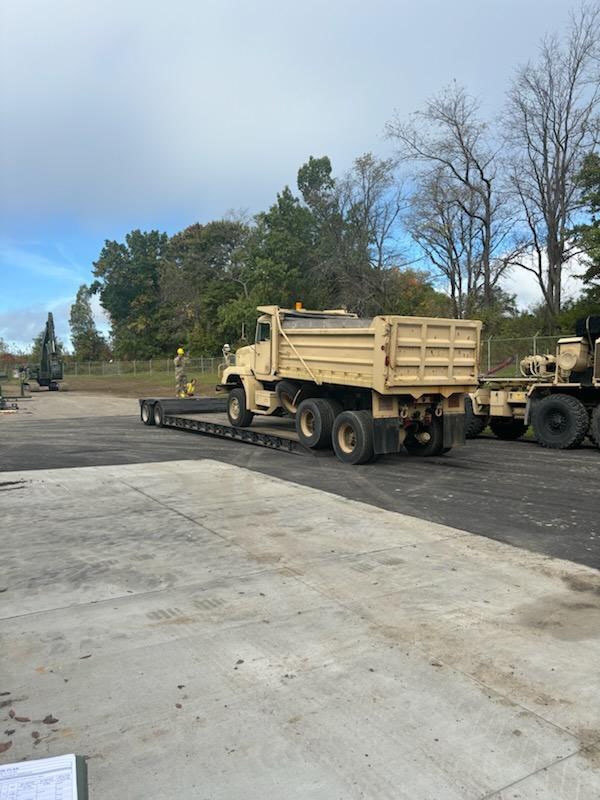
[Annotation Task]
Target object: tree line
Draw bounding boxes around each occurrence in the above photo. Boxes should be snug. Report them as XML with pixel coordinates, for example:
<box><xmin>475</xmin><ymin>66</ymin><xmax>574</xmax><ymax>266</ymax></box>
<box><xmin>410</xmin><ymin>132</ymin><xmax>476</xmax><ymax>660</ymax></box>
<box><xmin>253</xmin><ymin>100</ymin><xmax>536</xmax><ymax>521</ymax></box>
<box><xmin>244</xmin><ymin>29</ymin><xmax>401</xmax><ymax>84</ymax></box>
<box><xmin>66</xmin><ymin>5</ymin><xmax>599</xmax><ymax>360</ymax></box>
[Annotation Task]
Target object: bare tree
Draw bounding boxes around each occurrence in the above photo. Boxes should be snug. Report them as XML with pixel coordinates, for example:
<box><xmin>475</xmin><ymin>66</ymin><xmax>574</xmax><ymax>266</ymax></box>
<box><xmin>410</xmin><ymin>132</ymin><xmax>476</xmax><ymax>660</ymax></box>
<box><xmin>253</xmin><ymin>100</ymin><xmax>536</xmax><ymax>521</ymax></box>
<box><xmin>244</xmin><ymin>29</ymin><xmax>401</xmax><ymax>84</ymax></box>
<box><xmin>504</xmin><ymin>4</ymin><xmax>600</xmax><ymax>327</ymax></box>
<box><xmin>406</xmin><ymin>169</ymin><xmax>480</xmax><ymax>317</ymax></box>
<box><xmin>387</xmin><ymin>83</ymin><xmax>510</xmax><ymax>308</ymax></box>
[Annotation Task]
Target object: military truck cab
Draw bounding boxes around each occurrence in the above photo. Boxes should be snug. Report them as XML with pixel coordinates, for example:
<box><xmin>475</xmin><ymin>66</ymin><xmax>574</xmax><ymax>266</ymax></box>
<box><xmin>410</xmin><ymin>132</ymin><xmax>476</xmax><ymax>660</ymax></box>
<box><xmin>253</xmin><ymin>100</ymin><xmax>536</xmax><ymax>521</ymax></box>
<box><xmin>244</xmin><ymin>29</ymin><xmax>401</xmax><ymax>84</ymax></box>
<box><xmin>467</xmin><ymin>315</ymin><xmax>600</xmax><ymax>450</ymax></box>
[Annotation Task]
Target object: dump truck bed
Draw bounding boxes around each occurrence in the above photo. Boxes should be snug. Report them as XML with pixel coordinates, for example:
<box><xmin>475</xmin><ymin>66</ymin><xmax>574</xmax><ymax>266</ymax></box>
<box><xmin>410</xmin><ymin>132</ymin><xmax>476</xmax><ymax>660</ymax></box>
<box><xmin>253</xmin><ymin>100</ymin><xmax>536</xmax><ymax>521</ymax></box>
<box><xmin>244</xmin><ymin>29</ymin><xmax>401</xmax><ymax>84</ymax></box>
<box><xmin>276</xmin><ymin>314</ymin><xmax>481</xmax><ymax>396</ymax></box>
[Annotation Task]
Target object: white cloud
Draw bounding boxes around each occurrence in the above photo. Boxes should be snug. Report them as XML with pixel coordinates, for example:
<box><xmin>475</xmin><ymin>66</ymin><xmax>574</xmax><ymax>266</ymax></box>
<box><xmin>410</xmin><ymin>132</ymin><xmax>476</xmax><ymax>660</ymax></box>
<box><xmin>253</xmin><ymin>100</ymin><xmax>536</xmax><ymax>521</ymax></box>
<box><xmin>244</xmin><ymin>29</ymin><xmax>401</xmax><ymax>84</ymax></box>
<box><xmin>0</xmin><ymin>0</ymin><xmax>574</xmax><ymax>227</ymax></box>
<box><xmin>0</xmin><ymin>244</ymin><xmax>83</xmax><ymax>285</ymax></box>
<box><xmin>501</xmin><ymin>251</ymin><xmax>585</xmax><ymax>311</ymax></box>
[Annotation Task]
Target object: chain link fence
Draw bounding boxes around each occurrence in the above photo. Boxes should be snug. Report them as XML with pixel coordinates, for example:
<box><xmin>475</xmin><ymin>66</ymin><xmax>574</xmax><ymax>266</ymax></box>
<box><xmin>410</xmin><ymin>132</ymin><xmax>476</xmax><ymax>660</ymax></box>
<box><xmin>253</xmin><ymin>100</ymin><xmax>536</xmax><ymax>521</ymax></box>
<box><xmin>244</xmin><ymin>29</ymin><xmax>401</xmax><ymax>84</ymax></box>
<box><xmin>3</xmin><ymin>338</ymin><xmax>563</xmax><ymax>381</ymax></box>
<box><xmin>480</xmin><ymin>335</ymin><xmax>561</xmax><ymax>377</ymax></box>
<box><xmin>62</xmin><ymin>356</ymin><xmax>223</xmax><ymax>377</ymax></box>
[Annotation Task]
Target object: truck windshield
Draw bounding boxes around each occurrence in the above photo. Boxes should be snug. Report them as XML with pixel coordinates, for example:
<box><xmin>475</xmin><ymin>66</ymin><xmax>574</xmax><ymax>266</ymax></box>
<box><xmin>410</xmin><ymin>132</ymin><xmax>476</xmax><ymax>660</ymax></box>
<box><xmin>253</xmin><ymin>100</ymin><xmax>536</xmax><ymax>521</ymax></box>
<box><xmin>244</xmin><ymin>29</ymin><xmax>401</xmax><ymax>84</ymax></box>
<box><xmin>256</xmin><ymin>322</ymin><xmax>271</xmax><ymax>342</ymax></box>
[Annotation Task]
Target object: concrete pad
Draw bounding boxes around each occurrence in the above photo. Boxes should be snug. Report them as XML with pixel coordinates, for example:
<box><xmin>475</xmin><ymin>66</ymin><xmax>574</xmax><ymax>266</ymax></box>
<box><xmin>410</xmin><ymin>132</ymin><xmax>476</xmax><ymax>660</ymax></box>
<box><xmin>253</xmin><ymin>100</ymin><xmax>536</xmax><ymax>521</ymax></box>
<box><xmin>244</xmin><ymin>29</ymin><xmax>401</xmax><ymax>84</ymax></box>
<box><xmin>0</xmin><ymin>459</ymin><xmax>599</xmax><ymax>799</ymax></box>
<box><xmin>0</xmin><ymin>392</ymin><xmax>135</xmax><ymax>420</ymax></box>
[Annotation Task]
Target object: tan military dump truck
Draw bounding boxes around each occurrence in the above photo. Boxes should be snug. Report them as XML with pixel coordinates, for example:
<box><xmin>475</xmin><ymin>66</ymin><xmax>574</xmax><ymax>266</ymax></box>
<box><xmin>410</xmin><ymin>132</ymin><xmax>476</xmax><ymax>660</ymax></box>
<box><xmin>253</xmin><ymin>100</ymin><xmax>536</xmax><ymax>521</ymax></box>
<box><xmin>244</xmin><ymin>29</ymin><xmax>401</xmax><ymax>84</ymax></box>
<box><xmin>466</xmin><ymin>315</ymin><xmax>600</xmax><ymax>450</ymax></box>
<box><xmin>218</xmin><ymin>305</ymin><xmax>481</xmax><ymax>464</ymax></box>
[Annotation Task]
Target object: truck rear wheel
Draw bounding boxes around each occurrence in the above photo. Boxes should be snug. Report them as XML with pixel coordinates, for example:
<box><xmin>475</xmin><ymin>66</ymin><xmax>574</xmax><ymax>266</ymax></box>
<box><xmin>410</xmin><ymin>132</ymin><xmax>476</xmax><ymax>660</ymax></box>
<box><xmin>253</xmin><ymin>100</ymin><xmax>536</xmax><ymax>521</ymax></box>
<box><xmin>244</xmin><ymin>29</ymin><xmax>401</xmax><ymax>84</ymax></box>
<box><xmin>227</xmin><ymin>387</ymin><xmax>254</xmax><ymax>427</ymax></box>
<box><xmin>465</xmin><ymin>396</ymin><xmax>486</xmax><ymax>438</ymax></box>
<box><xmin>489</xmin><ymin>417</ymin><xmax>527</xmax><ymax>440</ymax></box>
<box><xmin>404</xmin><ymin>416</ymin><xmax>445</xmax><ymax>457</ymax></box>
<box><xmin>532</xmin><ymin>394</ymin><xmax>588</xmax><ymax>449</ymax></box>
<box><xmin>141</xmin><ymin>401</ymin><xmax>155</xmax><ymax>426</ymax></box>
<box><xmin>296</xmin><ymin>398</ymin><xmax>341</xmax><ymax>449</ymax></box>
<box><xmin>332</xmin><ymin>410</ymin><xmax>374</xmax><ymax>464</ymax></box>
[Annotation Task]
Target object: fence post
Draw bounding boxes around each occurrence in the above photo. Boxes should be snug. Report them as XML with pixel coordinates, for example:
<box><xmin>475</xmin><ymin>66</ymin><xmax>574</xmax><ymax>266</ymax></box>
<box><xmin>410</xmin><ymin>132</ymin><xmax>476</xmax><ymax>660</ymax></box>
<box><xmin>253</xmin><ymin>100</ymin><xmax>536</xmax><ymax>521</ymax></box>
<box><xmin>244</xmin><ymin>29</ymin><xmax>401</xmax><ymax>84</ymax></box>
<box><xmin>487</xmin><ymin>336</ymin><xmax>492</xmax><ymax>373</ymax></box>
<box><xmin>133</xmin><ymin>360</ymin><xmax>136</xmax><ymax>375</ymax></box>
<box><xmin>75</xmin><ymin>362</ymin><xmax>78</xmax><ymax>376</ymax></box>
<box><xmin>88</xmin><ymin>361</ymin><xmax>91</xmax><ymax>375</ymax></box>
<box><xmin>149</xmin><ymin>359</ymin><xmax>152</xmax><ymax>373</ymax></box>
<box><xmin>533</xmin><ymin>331</ymin><xmax>539</xmax><ymax>356</ymax></box>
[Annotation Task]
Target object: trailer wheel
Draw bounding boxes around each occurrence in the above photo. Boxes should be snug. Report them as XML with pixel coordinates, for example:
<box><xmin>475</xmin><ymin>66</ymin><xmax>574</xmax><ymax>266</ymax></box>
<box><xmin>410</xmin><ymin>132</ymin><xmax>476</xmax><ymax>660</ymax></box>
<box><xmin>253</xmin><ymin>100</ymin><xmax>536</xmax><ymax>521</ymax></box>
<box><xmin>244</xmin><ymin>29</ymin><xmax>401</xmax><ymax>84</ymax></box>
<box><xmin>590</xmin><ymin>405</ymin><xmax>600</xmax><ymax>448</ymax></box>
<box><xmin>404</xmin><ymin>416</ymin><xmax>445</xmax><ymax>457</ymax></box>
<box><xmin>227</xmin><ymin>387</ymin><xmax>254</xmax><ymax>427</ymax></box>
<box><xmin>296</xmin><ymin>398</ymin><xmax>341</xmax><ymax>449</ymax></box>
<box><xmin>489</xmin><ymin>417</ymin><xmax>527</xmax><ymax>440</ymax></box>
<box><xmin>465</xmin><ymin>396</ymin><xmax>487</xmax><ymax>438</ymax></box>
<box><xmin>153</xmin><ymin>402</ymin><xmax>165</xmax><ymax>427</ymax></box>
<box><xmin>332</xmin><ymin>410</ymin><xmax>374</xmax><ymax>464</ymax></box>
<box><xmin>532</xmin><ymin>393</ymin><xmax>588</xmax><ymax>449</ymax></box>
<box><xmin>141</xmin><ymin>401</ymin><xmax>155</xmax><ymax>426</ymax></box>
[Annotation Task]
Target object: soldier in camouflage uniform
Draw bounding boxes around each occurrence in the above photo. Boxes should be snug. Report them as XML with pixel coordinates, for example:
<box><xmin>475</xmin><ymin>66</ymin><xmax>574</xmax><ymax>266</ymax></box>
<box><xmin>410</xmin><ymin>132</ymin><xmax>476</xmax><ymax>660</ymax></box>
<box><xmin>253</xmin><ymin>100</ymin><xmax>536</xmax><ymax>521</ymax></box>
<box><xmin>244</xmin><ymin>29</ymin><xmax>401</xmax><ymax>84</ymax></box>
<box><xmin>174</xmin><ymin>347</ymin><xmax>188</xmax><ymax>397</ymax></box>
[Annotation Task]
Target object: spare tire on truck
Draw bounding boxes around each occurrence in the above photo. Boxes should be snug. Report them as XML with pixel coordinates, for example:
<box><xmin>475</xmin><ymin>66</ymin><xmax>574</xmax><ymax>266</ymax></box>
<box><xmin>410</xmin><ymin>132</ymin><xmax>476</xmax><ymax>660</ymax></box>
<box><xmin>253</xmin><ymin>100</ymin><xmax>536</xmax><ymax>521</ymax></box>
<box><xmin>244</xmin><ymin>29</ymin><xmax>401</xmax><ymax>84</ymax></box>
<box><xmin>404</xmin><ymin>415</ymin><xmax>446</xmax><ymax>457</ymax></box>
<box><xmin>532</xmin><ymin>393</ymin><xmax>588</xmax><ymax>449</ymax></box>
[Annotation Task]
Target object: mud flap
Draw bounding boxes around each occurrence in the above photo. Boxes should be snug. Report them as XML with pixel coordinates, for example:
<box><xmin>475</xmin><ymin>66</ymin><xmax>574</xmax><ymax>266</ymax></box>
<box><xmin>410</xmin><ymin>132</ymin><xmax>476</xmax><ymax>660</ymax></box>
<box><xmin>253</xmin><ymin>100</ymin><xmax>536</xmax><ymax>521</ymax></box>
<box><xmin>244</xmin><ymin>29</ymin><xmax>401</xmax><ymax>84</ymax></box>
<box><xmin>443</xmin><ymin>413</ymin><xmax>466</xmax><ymax>448</ymax></box>
<box><xmin>373</xmin><ymin>417</ymin><xmax>402</xmax><ymax>455</ymax></box>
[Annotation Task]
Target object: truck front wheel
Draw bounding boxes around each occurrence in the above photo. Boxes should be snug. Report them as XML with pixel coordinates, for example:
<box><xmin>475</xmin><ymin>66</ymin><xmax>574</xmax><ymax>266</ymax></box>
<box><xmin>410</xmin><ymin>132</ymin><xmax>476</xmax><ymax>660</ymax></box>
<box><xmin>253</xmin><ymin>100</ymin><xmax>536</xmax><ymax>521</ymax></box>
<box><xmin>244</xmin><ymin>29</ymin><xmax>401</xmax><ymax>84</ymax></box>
<box><xmin>228</xmin><ymin>387</ymin><xmax>254</xmax><ymax>427</ymax></box>
<box><xmin>332</xmin><ymin>410</ymin><xmax>375</xmax><ymax>465</ymax></box>
<box><xmin>532</xmin><ymin>394</ymin><xmax>588</xmax><ymax>449</ymax></box>
<box><xmin>296</xmin><ymin>398</ymin><xmax>341</xmax><ymax>449</ymax></box>
<box><xmin>489</xmin><ymin>417</ymin><xmax>527</xmax><ymax>440</ymax></box>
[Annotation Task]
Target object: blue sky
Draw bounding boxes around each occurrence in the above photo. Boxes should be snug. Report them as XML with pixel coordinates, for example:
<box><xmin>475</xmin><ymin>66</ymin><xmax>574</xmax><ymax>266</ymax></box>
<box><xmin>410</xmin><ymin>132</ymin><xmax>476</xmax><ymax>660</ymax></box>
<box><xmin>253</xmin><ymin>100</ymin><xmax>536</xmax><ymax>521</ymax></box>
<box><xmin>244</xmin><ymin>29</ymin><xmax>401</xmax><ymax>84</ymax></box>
<box><xmin>0</xmin><ymin>0</ymin><xmax>578</xmax><ymax>351</ymax></box>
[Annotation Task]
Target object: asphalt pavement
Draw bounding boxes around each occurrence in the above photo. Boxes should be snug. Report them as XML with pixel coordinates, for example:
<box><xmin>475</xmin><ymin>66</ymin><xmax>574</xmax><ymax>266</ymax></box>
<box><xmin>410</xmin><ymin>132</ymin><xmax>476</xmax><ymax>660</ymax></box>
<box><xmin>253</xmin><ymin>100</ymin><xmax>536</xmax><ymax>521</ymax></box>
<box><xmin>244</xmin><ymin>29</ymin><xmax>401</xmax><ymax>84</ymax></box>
<box><xmin>2</xmin><ymin>408</ymin><xmax>598</xmax><ymax>569</ymax></box>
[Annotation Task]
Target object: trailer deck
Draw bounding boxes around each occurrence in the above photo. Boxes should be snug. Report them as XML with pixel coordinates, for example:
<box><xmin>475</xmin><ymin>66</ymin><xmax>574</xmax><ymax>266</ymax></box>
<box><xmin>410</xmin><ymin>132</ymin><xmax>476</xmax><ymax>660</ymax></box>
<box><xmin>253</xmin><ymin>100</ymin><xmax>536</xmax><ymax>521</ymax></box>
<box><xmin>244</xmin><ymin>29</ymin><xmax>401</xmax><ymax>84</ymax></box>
<box><xmin>139</xmin><ymin>396</ymin><xmax>315</xmax><ymax>455</ymax></box>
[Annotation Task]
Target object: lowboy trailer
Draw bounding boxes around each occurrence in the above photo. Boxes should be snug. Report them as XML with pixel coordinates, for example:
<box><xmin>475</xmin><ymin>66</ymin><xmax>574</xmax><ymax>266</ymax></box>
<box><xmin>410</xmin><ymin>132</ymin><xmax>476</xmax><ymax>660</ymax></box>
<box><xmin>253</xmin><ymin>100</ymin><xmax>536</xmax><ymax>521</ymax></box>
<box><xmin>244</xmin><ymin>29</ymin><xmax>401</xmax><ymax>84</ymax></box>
<box><xmin>138</xmin><ymin>396</ymin><xmax>320</xmax><ymax>456</ymax></box>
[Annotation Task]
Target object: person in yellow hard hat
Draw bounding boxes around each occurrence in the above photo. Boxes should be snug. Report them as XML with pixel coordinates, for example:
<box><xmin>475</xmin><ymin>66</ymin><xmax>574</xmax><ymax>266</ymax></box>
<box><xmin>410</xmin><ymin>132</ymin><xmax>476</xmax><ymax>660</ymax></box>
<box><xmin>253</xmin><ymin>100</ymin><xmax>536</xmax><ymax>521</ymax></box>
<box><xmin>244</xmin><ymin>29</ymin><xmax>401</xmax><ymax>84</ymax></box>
<box><xmin>173</xmin><ymin>347</ymin><xmax>188</xmax><ymax>397</ymax></box>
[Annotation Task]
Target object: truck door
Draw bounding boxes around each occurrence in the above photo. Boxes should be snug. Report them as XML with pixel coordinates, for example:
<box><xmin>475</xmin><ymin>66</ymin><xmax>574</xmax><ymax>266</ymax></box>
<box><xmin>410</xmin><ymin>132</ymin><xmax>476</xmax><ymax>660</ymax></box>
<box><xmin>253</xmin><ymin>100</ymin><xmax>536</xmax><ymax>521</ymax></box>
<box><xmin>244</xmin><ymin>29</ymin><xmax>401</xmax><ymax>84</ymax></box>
<box><xmin>254</xmin><ymin>320</ymin><xmax>272</xmax><ymax>375</ymax></box>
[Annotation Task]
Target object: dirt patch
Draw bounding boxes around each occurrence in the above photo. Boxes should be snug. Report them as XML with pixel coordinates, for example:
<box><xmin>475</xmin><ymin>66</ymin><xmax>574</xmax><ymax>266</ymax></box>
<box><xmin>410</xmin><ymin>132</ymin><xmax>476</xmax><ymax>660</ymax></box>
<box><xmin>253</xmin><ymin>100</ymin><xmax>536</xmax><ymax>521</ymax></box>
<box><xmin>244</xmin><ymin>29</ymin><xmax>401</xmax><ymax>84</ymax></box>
<box><xmin>515</xmin><ymin>592</ymin><xmax>600</xmax><ymax>641</ymax></box>
<box><xmin>562</xmin><ymin>574</ymin><xmax>600</xmax><ymax>597</ymax></box>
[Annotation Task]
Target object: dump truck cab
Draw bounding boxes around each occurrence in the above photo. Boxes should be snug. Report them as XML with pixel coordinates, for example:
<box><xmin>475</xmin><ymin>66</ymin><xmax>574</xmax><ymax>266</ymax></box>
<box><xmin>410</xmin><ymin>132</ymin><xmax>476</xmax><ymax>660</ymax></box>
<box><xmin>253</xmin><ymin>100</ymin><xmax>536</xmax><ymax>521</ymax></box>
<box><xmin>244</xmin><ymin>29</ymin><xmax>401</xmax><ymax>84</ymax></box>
<box><xmin>219</xmin><ymin>306</ymin><xmax>482</xmax><ymax>464</ymax></box>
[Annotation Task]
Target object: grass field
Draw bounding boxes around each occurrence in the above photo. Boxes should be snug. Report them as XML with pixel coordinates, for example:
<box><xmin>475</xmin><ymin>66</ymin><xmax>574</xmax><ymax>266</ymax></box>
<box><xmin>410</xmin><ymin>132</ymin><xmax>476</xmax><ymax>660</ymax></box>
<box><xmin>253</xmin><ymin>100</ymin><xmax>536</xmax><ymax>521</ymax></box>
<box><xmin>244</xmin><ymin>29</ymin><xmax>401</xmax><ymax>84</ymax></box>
<box><xmin>2</xmin><ymin>372</ymin><xmax>220</xmax><ymax>399</ymax></box>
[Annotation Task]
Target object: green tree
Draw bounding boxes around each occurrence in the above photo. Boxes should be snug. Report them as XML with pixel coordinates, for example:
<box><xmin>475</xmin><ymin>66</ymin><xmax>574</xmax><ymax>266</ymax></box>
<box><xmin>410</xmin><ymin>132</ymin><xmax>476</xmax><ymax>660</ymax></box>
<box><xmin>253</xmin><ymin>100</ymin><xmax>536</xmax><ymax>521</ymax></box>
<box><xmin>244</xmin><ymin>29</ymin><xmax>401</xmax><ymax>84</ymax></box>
<box><xmin>30</xmin><ymin>329</ymin><xmax>65</xmax><ymax>362</ymax></box>
<box><xmin>69</xmin><ymin>284</ymin><xmax>110</xmax><ymax>360</ymax></box>
<box><xmin>573</xmin><ymin>152</ymin><xmax>600</xmax><ymax>299</ymax></box>
<box><xmin>160</xmin><ymin>220</ymin><xmax>250</xmax><ymax>354</ymax></box>
<box><xmin>92</xmin><ymin>229</ymin><xmax>169</xmax><ymax>358</ymax></box>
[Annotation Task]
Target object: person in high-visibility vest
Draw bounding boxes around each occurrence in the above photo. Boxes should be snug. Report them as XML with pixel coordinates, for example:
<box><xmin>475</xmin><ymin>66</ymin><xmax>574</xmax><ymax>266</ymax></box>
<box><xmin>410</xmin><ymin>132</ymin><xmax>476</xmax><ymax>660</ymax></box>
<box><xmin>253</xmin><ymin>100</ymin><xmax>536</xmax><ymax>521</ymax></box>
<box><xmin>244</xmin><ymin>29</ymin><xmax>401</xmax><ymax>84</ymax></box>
<box><xmin>173</xmin><ymin>347</ymin><xmax>188</xmax><ymax>397</ymax></box>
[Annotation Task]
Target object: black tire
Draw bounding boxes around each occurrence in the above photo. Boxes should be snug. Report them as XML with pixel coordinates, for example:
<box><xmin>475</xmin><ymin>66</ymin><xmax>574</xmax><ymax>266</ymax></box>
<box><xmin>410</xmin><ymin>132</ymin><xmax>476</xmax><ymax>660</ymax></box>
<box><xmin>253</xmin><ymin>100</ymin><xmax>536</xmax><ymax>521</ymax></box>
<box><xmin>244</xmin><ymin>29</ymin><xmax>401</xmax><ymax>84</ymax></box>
<box><xmin>153</xmin><ymin>402</ymin><xmax>164</xmax><ymax>427</ymax></box>
<box><xmin>49</xmin><ymin>381</ymin><xmax>59</xmax><ymax>391</ymax></box>
<box><xmin>332</xmin><ymin>410</ymin><xmax>374</xmax><ymax>465</ymax></box>
<box><xmin>276</xmin><ymin>380</ymin><xmax>302</xmax><ymax>414</ymax></box>
<box><xmin>141</xmin><ymin>401</ymin><xmax>155</xmax><ymax>426</ymax></box>
<box><xmin>532</xmin><ymin>393</ymin><xmax>589</xmax><ymax>449</ymax></box>
<box><xmin>227</xmin><ymin>387</ymin><xmax>254</xmax><ymax>427</ymax></box>
<box><xmin>295</xmin><ymin>398</ymin><xmax>341</xmax><ymax>449</ymax></box>
<box><xmin>489</xmin><ymin>417</ymin><xmax>527</xmax><ymax>440</ymax></box>
<box><xmin>465</xmin><ymin>396</ymin><xmax>487</xmax><ymax>439</ymax></box>
<box><xmin>589</xmin><ymin>405</ymin><xmax>600</xmax><ymax>448</ymax></box>
<box><xmin>404</xmin><ymin>416</ymin><xmax>445</xmax><ymax>457</ymax></box>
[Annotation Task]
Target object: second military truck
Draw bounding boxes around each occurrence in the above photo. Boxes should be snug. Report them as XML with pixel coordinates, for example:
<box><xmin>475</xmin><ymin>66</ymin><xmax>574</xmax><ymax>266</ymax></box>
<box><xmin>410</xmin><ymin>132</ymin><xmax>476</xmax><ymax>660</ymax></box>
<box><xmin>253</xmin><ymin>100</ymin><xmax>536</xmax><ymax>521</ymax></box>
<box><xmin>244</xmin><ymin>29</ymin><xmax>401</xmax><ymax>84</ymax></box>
<box><xmin>218</xmin><ymin>305</ymin><xmax>481</xmax><ymax>464</ymax></box>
